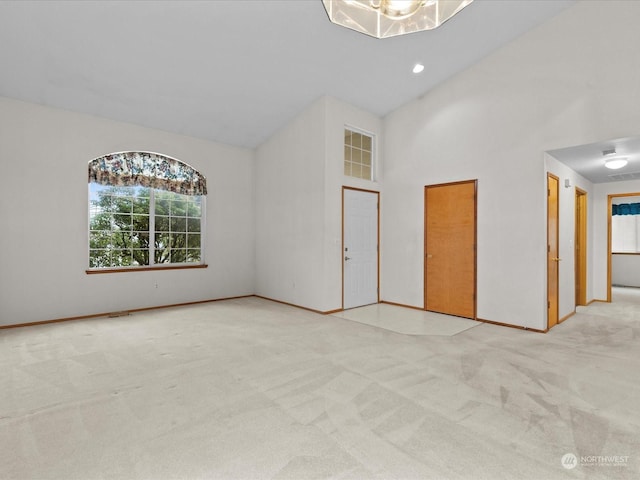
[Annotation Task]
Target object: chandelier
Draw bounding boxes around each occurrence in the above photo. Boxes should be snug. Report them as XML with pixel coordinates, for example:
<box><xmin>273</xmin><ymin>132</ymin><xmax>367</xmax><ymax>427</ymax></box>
<box><xmin>322</xmin><ymin>0</ymin><xmax>474</xmax><ymax>39</ymax></box>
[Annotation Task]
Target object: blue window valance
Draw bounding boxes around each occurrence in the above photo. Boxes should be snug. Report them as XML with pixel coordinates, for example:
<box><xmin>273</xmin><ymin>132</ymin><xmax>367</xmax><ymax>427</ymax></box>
<box><xmin>88</xmin><ymin>151</ymin><xmax>207</xmax><ymax>196</ymax></box>
<box><xmin>612</xmin><ymin>203</ymin><xmax>640</xmax><ymax>216</ymax></box>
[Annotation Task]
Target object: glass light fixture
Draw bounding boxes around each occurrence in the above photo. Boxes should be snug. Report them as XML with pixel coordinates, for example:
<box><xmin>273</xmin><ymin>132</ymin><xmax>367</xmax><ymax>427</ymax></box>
<box><xmin>602</xmin><ymin>148</ymin><xmax>628</xmax><ymax>170</ymax></box>
<box><xmin>322</xmin><ymin>0</ymin><xmax>474</xmax><ymax>39</ymax></box>
<box><xmin>605</xmin><ymin>158</ymin><xmax>628</xmax><ymax>170</ymax></box>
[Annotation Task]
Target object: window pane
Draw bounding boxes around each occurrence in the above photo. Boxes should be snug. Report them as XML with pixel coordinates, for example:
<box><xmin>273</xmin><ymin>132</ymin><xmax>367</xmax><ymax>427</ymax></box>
<box><xmin>156</xmin><ymin>197</ymin><xmax>170</xmax><ymax>215</ymax></box>
<box><xmin>89</xmin><ymin>249</ymin><xmax>110</xmax><ymax>268</ymax></box>
<box><xmin>90</xmin><ymin>231</ymin><xmax>112</xmax><ymax>249</ymax></box>
<box><xmin>89</xmin><ymin>202</ymin><xmax>102</xmax><ymax>221</ymax></box>
<box><xmin>171</xmin><ymin>199</ymin><xmax>187</xmax><ymax>216</ymax></box>
<box><xmin>170</xmin><ymin>217</ymin><xmax>187</xmax><ymax>232</ymax></box>
<box><xmin>187</xmin><ymin>218</ymin><xmax>201</xmax><ymax>232</ymax></box>
<box><xmin>155</xmin><ymin>215</ymin><xmax>170</xmax><ymax>232</ymax></box>
<box><xmin>362</xmin><ymin>134</ymin><xmax>372</xmax><ymax>151</ymax></box>
<box><xmin>113</xmin><ymin>197</ymin><xmax>132</xmax><ymax>213</ymax></box>
<box><xmin>95</xmin><ymin>193</ymin><xmax>115</xmax><ymax>213</ymax></box>
<box><xmin>171</xmin><ymin>233</ymin><xmax>186</xmax><ymax>248</ymax></box>
<box><xmin>362</xmin><ymin>166</ymin><xmax>371</xmax><ymax>180</ymax></box>
<box><xmin>136</xmin><ymin>232</ymin><xmax>150</xmax><ymax>248</ymax></box>
<box><xmin>133</xmin><ymin>197</ymin><xmax>150</xmax><ymax>214</ymax></box>
<box><xmin>186</xmin><ymin>249</ymin><xmax>201</xmax><ymax>262</ymax></box>
<box><xmin>171</xmin><ymin>249</ymin><xmax>187</xmax><ymax>263</ymax></box>
<box><xmin>112</xmin><ymin>231</ymin><xmax>134</xmax><ymax>249</ymax></box>
<box><xmin>89</xmin><ymin>210</ymin><xmax>113</xmax><ymax>230</ymax></box>
<box><xmin>344</xmin><ymin>161</ymin><xmax>351</xmax><ymax>176</ymax></box>
<box><xmin>362</xmin><ymin>150</ymin><xmax>371</xmax><ymax>167</ymax></box>
<box><xmin>114</xmin><ymin>214</ymin><xmax>132</xmax><ymax>229</ymax></box>
<box><xmin>132</xmin><ymin>214</ymin><xmax>149</xmax><ymax>231</ymax></box>
<box><xmin>155</xmin><ymin>248</ymin><xmax>170</xmax><ymax>264</ymax></box>
<box><xmin>111</xmin><ymin>249</ymin><xmax>132</xmax><ymax>267</ymax></box>
<box><xmin>120</xmin><ymin>253</ymin><xmax>134</xmax><ymax>266</ymax></box>
<box><xmin>131</xmin><ymin>249</ymin><xmax>149</xmax><ymax>266</ymax></box>
<box><xmin>351</xmin><ymin>132</ymin><xmax>362</xmax><ymax>148</ymax></box>
<box><xmin>187</xmin><ymin>201</ymin><xmax>201</xmax><ymax>217</ymax></box>
<box><xmin>344</xmin><ymin>130</ymin><xmax>352</xmax><ymax>146</ymax></box>
<box><xmin>187</xmin><ymin>234</ymin><xmax>201</xmax><ymax>249</ymax></box>
<box><xmin>155</xmin><ymin>232</ymin><xmax>171</xmax><ymax>250</ymax></box>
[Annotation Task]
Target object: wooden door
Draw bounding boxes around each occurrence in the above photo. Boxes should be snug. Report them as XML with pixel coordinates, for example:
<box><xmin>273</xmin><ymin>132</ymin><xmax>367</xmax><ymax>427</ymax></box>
<box><xmin>424</xmin><ymin>180</ymin><xmax>476</xmax><ymax>319</ymax></box>
<box><xmin>575</xmin><ymin>188</ymin><xmax>587</xmax><ymax>306</ymax></box>
<box><xmin>547</xmin><ymin>174</ymin><xmax>560</xmax><ymax>329</ymax></box>
<box><xmin>343</xmin><ymin>188</ymin><xmax>379</xmax><ymax>309</ymax></box>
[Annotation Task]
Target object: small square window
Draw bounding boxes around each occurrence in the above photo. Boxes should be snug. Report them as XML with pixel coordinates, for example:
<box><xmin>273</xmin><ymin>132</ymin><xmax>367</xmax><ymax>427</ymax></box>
<box><xmin>344</xmin><ymin>128</ymin><xmax>374</xmax><ymax>181</ymax></box>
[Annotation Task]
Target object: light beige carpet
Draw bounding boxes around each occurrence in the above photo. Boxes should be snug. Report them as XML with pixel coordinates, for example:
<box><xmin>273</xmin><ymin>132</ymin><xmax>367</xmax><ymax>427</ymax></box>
<box><xmin>1</xmin><ymin>296</ymin><xmax>639</xmax><ymax>479</ymax></box>
<box><xmin>332</xmin><ymin>303</ymin><xmax>480</xmax><ymax>336</ymax></box>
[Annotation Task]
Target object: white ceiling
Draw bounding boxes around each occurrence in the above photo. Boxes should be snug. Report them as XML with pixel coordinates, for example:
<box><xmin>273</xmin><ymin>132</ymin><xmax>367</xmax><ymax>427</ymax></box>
<box><xmin>548</xmin><ymin>136</ymin><xmax>640</xmax><ymax>184</ymax></box>
<box><xmin>0</xmin><ymin>0</ymin><xmax>573</xmax><ymax>149</ymax></box>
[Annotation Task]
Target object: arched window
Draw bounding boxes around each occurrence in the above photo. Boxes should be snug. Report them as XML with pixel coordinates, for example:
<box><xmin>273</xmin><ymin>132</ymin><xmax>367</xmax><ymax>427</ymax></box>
<box><xmin>88</xmin><ymin>152</ymin><xmax>207</xmax><ymax>270</ymax></box>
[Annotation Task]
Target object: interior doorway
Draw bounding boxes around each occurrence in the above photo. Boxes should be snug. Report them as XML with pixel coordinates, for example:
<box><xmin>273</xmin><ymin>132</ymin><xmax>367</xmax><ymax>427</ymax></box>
<box><xmin>607</xmin><ymin>192</ymin><xmax>640</xmax><ymax>302</ymax></box>
<box><xmin>424</xmin><ymin>180</ymin><xmax>477</xmax><ymax>319</ymax></box>
<box><xmin>343</xmin><ymin>187</ymin><xmax>379</xmax><ymax>310</ymax></box>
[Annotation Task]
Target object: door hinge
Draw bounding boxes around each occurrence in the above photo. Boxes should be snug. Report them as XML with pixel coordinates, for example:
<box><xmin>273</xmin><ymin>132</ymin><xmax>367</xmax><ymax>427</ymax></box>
<box><xmin>548</xmin><ymin>301</ymin><xmax>550</xmax><ymax>309</ymax></box>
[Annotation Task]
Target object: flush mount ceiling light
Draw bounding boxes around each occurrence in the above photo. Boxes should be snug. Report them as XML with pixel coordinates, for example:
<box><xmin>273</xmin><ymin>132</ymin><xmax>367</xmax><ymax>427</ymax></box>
<box><xmin>322</xmin><ymin>0</ymin><xmax>474</xmax><ymax>39</ymax></box>
<box><xmin>412</xmin><ymin>63</ymin><xmax>425</xmax><ymax>73</ymax></box>
<box><xmin>605</xmin><ymin>158</ymin><xmax>628</xmax><ymax>170</ymax></box>
<box><xmin>602</xmin><ymin>148</ymin><xmax>628</xmax><ymax>169</ymax></box>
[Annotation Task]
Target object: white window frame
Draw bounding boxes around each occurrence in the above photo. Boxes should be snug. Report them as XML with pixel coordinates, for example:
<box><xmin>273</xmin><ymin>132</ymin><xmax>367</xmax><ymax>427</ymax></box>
<box><xmin>87</xmin><ymin>185</ymin><xmax>206</xmax><ymax>271</ymax></box>
<box><xmin>344</xmin><ymin>125</ymin><xmax>376</xmax><ymax>182</ymax></box>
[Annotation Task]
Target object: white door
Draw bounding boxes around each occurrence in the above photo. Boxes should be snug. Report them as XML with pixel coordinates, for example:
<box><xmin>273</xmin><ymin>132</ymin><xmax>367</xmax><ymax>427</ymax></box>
<box><xmin>343</xmin><ymin>188</ymin><xmax>379</xmax><ymax>309</ymax></box>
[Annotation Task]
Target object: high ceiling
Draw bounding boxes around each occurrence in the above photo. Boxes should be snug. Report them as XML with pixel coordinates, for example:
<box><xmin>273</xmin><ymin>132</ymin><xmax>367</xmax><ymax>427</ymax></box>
<box><xmin>0</xmin><ymin>0</ymin><xmax>573</xmax><ymax>149</ymax></box>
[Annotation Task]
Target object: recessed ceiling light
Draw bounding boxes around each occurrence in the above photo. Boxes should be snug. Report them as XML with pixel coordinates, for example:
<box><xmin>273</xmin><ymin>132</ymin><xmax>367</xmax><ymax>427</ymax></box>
<box><xmin>412</xmin><ymin>63</ymin><xmax>424</xmax><ymax>74</ymax></box>
<box><xmin>605</xmin><ymin>158</ymin><xmax>628</xmax><ymax>170</ymax></box>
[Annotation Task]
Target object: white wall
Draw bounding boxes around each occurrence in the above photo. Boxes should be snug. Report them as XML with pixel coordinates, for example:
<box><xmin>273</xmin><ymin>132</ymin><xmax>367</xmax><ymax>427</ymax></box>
<box><xmin>254</xmin><ymin>98</ymin><xmax>327</xmax><ymax>310</ymax></box>
<box><xmin>382</xmin><ymin>0</ymin><xmax>640</xmax><ymax>330</ymax></box>
<box><xmin>255</xmin><ymin>96</ymin><xmax>382</xmax><ymax>312</ymax></box>
<box><xmin>0</xmin><ymin>97</ymin><xmax>255</xmax><ymax>326</ymax></box>
<box><xmin>612</xmin><ymin>255</ymin><xmax>640</xmax><ymax>287</ymax></box>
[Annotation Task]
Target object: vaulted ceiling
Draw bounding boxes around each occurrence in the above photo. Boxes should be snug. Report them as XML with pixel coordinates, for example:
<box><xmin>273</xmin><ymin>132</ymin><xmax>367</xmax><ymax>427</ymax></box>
<box><xmin>0</xmin><ymin>0</ymin><xmax>573</xmax><ymax>149</ymax></box>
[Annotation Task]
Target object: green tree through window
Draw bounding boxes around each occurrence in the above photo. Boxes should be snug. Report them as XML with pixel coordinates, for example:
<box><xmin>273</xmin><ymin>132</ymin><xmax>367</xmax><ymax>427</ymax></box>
<box><xmin>88</xmin><ymin>152</ymin><xmax>206</xmax><ymax>270</ymax></box>
<box><xmin>89</xmin><ymin>184</ymin><xmax>203</xmax><ymax>269</ymax></box>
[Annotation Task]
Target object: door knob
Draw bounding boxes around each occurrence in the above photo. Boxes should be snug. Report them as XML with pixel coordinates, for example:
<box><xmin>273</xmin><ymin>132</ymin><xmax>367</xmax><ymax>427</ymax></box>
<box><xmin>345</xmin><ymin>256</ymin><xmax>351</xmax><ymax>261</ymax></box>
<box><xmin>551</xmin><ymin>257</ymin><xmax>562</xmax><ymax>262</ymax></box>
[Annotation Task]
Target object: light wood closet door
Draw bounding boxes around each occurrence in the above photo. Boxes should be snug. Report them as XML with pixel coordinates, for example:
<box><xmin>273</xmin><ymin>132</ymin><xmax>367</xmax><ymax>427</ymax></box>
<box><xmin>547</xmin><ymin>174</ymin><xmax>559</xmax><ymax>329</ymax></box>
<box><xmin>425</xmin><ymin>180</ymin><xmax>477</xmax><ymax>319</ymax></box>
